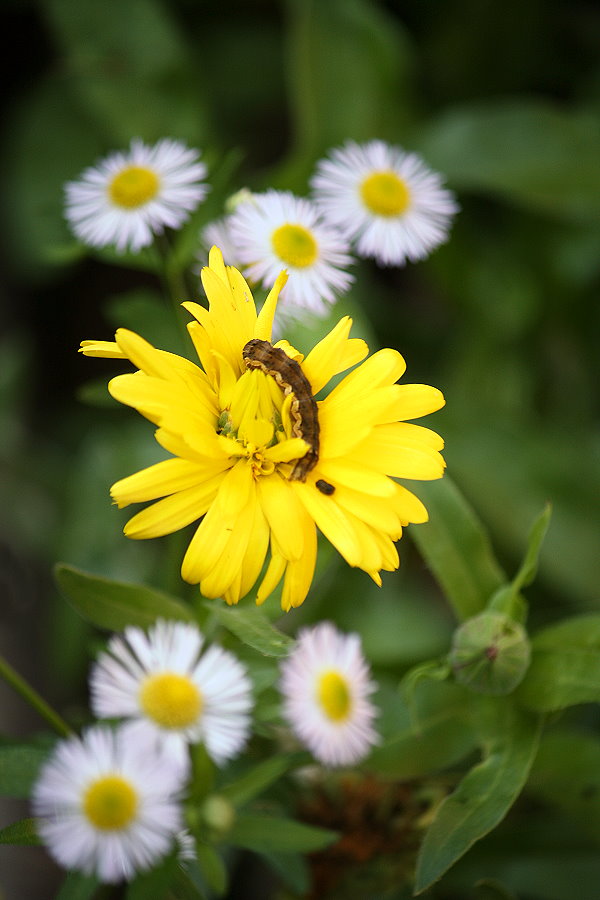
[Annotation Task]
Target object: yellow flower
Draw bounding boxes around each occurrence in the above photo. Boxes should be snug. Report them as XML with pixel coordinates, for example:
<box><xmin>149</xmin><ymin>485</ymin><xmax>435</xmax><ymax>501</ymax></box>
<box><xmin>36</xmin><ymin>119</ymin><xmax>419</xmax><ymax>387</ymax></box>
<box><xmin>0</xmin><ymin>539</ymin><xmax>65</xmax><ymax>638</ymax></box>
<box><xmin>81</xmin><ymin>247</ymin><xmax>446</xmax><ymax>611</ymax></box>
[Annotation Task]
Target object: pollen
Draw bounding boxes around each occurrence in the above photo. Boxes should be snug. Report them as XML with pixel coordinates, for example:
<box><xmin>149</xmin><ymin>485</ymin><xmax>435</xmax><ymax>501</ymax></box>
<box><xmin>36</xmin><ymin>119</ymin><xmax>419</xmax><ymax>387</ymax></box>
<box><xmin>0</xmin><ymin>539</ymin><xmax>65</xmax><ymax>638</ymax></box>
<box><xmin>271</xmin><ymin>223</ymin><xmax>318</xmax><ymax>268</ymax></box>
<box><xmin>317</xmin><ymin>670</ymin><xmax>352</xmax><ymax>722</ymax></box>
<box><xmin>360</xmin><ymin>171</ymin><xmax>410</xmax><ymax>217</ymax></box>
<box><xmin>139</xmin><ymin>671</ymin><xmax>202</xmax><ymax>729</ymax></box>
<box><xmin>83</xmin><ymin>775</ymin><xmax>138</xmax><ymax>830</ymax></box>
<box><xmin>109</xmin><ymin>165</ymin><xmax>160</xmax><ymax>209</ymax></box>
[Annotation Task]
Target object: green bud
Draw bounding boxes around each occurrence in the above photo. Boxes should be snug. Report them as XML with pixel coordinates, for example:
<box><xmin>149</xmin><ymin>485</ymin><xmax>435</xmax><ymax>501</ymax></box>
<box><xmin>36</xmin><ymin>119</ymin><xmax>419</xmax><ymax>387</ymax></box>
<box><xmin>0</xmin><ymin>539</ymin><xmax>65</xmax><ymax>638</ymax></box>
<box><xmin>449</xmin><ymin>611</ymin><xmax>531</xmax><ymax>695</ymax></box>
<box><xmin>201</xmin><ymin>794</ymin><xmax>236</xmax><ymax>837</ymax></box>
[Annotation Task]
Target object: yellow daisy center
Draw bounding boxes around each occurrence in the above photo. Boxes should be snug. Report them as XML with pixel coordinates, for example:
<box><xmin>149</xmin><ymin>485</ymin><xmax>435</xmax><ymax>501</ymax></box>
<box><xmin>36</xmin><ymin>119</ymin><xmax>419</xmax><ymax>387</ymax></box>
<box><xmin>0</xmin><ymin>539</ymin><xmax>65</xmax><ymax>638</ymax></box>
<box><xmin>139</xmin><ymin>671</ymin><xmax>203</xmax><ymax>729</ymax></box>
<box><xmin>109</xmin><ymin>165</ymin><xmax>160</xmax><ymax>209</ymax></box>
<box><xmin>360</xmin><ymin>171</ymin><xmax>410</xmax><ymax>217</ymax></box>
<box><xmin>317</xmin><ymin>670</ymin><xmax>352</xmax><ymax>722</ymax></box>
<box><xmin>83</xmin><ymin>775</ymin><xmax>138</xmax><ymax>830</ymax></box>
<box><xmin>271</xmin><ymin>224</ymin><xmax>318</xmax><ymax>268</ymax></box>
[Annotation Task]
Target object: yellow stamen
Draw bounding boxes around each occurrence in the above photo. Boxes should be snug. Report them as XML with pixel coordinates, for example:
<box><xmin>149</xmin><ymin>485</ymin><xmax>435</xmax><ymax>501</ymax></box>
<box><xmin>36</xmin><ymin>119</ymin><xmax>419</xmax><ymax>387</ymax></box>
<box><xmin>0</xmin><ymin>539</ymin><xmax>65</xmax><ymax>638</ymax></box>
<box><xmin>139</xmin><ymin>672</ymin><xmax>202</xmax><ymax>729</ymax></box>
<box><xmin>83</xmin><ymin>775</ymin><xmax>138</xmax><ymax>830</ymax></box>
<box><xmin>317</xmin><ymin>670</ymin><xmax>352</xmax><ymax>722</ymax></box>
<box><xmin>360</xmin><ymin>171</ymin><xmax>410</xmax><ymax>217</ymax></box>
<box><xmin>271</xmin><ymin>224</ymin><xmax>318</xmax><ymax>268</ymax></box>
<box><xmin>109</xmin><ymin>166</ymin><xmax>160</xmax><ymax>209</ymax></box>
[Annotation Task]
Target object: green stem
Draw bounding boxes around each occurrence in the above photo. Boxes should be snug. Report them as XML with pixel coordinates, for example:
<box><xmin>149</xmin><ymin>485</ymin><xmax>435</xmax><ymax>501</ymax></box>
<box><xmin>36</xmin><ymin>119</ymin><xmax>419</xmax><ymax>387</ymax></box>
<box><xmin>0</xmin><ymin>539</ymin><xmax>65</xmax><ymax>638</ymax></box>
<box><xmin>154</xmin><ymin>231</ymin><xmax>195</xmax><ymax>353</ymax></box>
<box><xmin>0</xmin><ymin>654</ymin><xmax>72</xmax><ymax>738</ymax></box>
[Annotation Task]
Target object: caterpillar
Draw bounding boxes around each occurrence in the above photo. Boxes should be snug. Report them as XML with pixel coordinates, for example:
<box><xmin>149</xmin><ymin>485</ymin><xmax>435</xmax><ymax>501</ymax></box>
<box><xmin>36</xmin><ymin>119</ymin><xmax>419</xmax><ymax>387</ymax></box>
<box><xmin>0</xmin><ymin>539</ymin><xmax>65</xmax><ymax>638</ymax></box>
<box><xmin>242</xmin><ymin>338</ymin><xmax>319</xmax><ymax>481</ymax></box>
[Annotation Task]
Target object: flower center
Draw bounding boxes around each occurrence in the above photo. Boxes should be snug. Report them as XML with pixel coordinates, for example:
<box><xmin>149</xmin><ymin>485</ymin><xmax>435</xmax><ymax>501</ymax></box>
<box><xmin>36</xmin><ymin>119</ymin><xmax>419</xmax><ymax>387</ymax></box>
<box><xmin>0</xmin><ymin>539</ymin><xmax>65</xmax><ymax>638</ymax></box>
<box><xmin>83</xmin><ymin>775</ymin><xmax>138</xmax><ymax>830</ymax></box>
<box><xmin>109</xmin><ymin>165</ymin><xmax>160</xmax><ymax>209</ymax></box>
<box><xmin>271</xmin><ymin>224</ymin><xmax>318</xmax><ymax>268</ymax></box>
<box><xmin>360</xmin><ymin>171</ymin><xmax>410</xmax><ymax>217</ymax></box>
<box><xmin>139</xmin><ymin>671</ymin><xmax>203</xmax><ymax>729</ymax></box>
<box><xmin>317</xmin><ymin>670</ymin><xmax>352</xmax><ymax>722</ymax></box>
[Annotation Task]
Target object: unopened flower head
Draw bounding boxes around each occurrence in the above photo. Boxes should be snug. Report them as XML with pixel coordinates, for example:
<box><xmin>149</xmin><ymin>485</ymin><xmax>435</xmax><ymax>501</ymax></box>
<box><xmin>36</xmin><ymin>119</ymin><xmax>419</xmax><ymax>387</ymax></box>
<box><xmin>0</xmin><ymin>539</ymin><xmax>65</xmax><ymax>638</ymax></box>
<box><xmin>81</xmin><ymin>246</ymin><xmax>445</xmax><ymax>611</ymax></box>
<box><xmin>65</xmin><ymin>138</ymin><xmax>208</xmax><ymax>253</ymax></box>
<box><xmin>311</xmin><ymin>140</ymin><xmax>458</xmax><ymax>266</ymax></box>
<box><xmin>279</xmin><ymin>622</ymin><xmax>379</xmax><ymax>767</ymax></box>
<box><xmin>32</xmin><ymin>725</ymin><xmax>183</xmax><ymax>883</ymax></box>
<box><xmin>90</xmin><ymin>620</ymin><xmax>253</xmax><ymax>768</ymax></box>
<box><xmin>228</xmin><ymin>189</ymin><xmax>354</xmax><ymax>317</ymax></box>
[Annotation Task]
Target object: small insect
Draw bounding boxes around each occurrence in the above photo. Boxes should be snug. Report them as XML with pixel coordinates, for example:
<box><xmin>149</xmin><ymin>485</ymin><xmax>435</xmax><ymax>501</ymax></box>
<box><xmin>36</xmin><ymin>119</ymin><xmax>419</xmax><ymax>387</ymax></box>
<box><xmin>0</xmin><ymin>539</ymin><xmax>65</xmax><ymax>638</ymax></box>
<box><xmin>316</xmin><ymin>479</ymin><xmax>335</xmax><ymax>495</ymax></box>
<box><xmin>242</xmin><ymin>338</ymin><xmax>319</xmax><ymax>481</ymax></box>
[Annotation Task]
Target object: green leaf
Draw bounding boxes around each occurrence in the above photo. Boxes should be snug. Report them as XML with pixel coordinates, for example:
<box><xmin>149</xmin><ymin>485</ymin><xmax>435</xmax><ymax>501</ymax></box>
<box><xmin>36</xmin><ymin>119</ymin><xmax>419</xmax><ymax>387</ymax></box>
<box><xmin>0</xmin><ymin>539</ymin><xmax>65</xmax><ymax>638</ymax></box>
<box><xmin>0</xmin><ymin>744</ymin><xmax>49</xmax><ymax>798</ymax></box>
<box><xmin>56</xmin><ymin>872</ymin><xmax>100</xmax><ymax>900</ymax></box>
<box><xmin>55</xmin><ymin>563</ymin><xmax>194</xmax><ymax>631</ymax></box>
<box><xmin>207</xmin><ymin>602</ymin><xmax>294</xmax><ymax>658</ymax></box>
<box><xmin>44</xmin><ymin>0</ymin><xmax>209</xmax><ymax>144</ymax></box>
<box><xmin>194</xmin><ymin>843</ymin><xmax>227</xmax><ymax>896</ymax></box>
<box><xmin>473</xmin><ymin>880</ymin><xmax>519</xmax><ymax>900</ymax></box>
<box><xmin>414</xmin><ymin>701</ymin><xmax>542</xmax><ymax>893</ymax></box>
<box><xmin>529</xmin><ymin>613</ymin><xmax>600</xmax><ymax>650</ymax></box>
<box><xmin>511</xmin><ymin>503</ymin><xmax>552</xmax><ymax>593</ymax></box>
<box><xmin>369</xmin><ymin>681</ymin><xmax>477</xmax><ymax>778</ymax></box>
<box><xmin>227</xmin><ymin>813</ymin><xmax>337</xmax><ymax>853</ymax></box>
<box><xmin>125</xmin><ymin>853</ymin><xmax>178</xmax><ymax>899</ymax></box>
<box><xmin>400</xmin><ymin>659</ymin><xmax>451</xmax><ymax>725</ymax></box>
<box><xmin>279</xmin><ymin>0</ymin><xmax>415</xmax><ymax>185</ymax></box>
<box><xmin>220</xmin><ymin>754</ymin><xmax>306</xmax><ymax>808</ymax></box>
<box><xmin>0</xmin><ymin>817</ymin><xmax>40</xmax><ymax>846</ymax></box>
<box><xmin>516</xmin><ymin>614</ymin><xmax>600</xmax><ymax>712</ymax></box>
<box><xmin>529</xmin><ymin>731</ymin><xmax>600</xmax><ymax>841</ymax></box>
<box><xmin>409</xmin><ymin>476</ymin><xmax>506</xmax><ymax>621</ymax></box>
<box><xmin>259</xmin><ymin>850</ymin><xmax>310</xmax><ymax>895</ymax></box>
<box><xmin>417</xmin><ymin>100</ymin><xmax>600</xmax><ymax>222</ymax></box>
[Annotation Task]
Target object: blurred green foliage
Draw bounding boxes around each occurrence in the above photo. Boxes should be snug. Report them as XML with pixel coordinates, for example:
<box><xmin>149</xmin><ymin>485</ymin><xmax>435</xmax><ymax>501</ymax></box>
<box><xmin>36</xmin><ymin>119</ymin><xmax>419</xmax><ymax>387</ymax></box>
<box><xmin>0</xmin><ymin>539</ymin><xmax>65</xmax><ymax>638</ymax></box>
<box><xmin>1</xmin><ymin>0</ymin><xmax>599</xmax><ymax>897</ymax></box>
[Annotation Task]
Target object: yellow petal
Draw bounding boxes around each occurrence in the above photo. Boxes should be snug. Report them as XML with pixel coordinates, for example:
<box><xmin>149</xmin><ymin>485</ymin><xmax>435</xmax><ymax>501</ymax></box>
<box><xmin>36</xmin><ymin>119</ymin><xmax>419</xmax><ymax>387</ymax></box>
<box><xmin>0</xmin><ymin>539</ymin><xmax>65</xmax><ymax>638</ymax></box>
<box><xmin>200</xmin><ymin>493</ymin><xmax>257</xmax><ymax>598</ymax></box>
<box><xmin>257</xmin><ymin>475</ymin><xmax>305</xmax><ymax>561</ymax></box>
<box><xmin>180</xmin><ymin>462</ymin><xmax>253</xmax><ymax>582</ymax></box>
<box><xmin>281</xmin><ymin>512</ymin><xmax>317</xmax><ymax>611</ymax></box>
<box><xmin>264</xmin><ymin>437</ymin><xmax>309</xmax><ymax>464</ymax></box>
<box><xmin>315</xmin><ymin>460</ymin><xmax>395</xmax><ymax>497</ymax></box>
<box><xmin>331</xmin><ymin>484</ymin><xmax>403</xmax><ymax>535</ymax></box>
<box><xmin>187</xmin><ymin>320</ymin><xmax>218</xmax><ymax>387</ymax></box>
<box><xmin>111</xmin><ymin>458</ymin><xmax>207</xmax><ymax>507</ymax></box>
<box><xmin>294</xmin><ymin>482</ymin><xmax>362</xmax><ymax>567</ymax></box>
<box><xmin>236</xmin><ymin>502</ymin><xmax>271</xmax><ymax>601</ymax></box>
<box><xmin>254</xmin><ymin>271</ymin><xmax>288</xmax><ymax>340</ymax></box>
<box><xmin>256</xmin><ymin>551</ymin><xmax>287</xmax><ymax>606</ymax></box>
<box><xmin>226</xmin><ymin>265</ymin><xmax>257</xmax><ymax>337</ymax></box>
<box><xmin>391</xmin><ymin>483</ymin><xmax>429</xmax><ymax>524</ymax></box>
<box><xmin>211</xmin><ymin>350</ymin><xmax>239</xmax><ymax>410</ymax></box>
<box><xmin>208</xmin><ymin>245</ymin><xmax>227</xmax><ymax>280</ymax></box>
<box><xmin>388</xmin><ymin>384</ymin><xmax>446</xmax><ymax>421</ymax></box>
<box><xmin>327</xmin><ymin>348</ymin><xmax>406</xmax><ymax>405</ymax></box>
<box><xmin>79</xmin><ymin>340</ymin><xmax>127</xmax><ymax>359</ymax></box>
<box><xmin>348</xmin><ymin>424</ymin><xmax>446</xmax><ymax>480</ymax></box>
<box><xmin>240</xmin><ymin>417</ymin><xmax>274</xmax><ymax>448</ymax></box>
<box><xmin>318</xmin><ymin>386</ymin><xmax>402</xmax><ymax>457</ymax></box>
<box><xmin>301</xmin><ymin>316</ymin><xmax>368</xmax><ymax>394</ymax></box>
<box><xmin>123</xmin><ymin>475</ymin><xmax>223</xmax><ymax>539</ymax></box>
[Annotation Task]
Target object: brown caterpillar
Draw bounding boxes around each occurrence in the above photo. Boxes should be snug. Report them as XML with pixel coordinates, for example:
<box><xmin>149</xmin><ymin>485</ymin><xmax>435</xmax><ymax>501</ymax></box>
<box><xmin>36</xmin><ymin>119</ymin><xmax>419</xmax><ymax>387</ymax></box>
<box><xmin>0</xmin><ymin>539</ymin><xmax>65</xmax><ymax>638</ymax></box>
<box><xmin>242</xmin><ymin>338</ymin><xmax>319</xmax><ymax>481</ymax></box>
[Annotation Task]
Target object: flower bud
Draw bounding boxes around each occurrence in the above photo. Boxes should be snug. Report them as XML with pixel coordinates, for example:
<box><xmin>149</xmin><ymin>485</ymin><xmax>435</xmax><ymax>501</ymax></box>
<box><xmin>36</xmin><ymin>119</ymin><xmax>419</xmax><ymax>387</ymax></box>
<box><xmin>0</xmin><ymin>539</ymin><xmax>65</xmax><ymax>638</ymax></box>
<box><xmin>201</xmin><ymin>795</ymin><xmax>236</xmax><ymax>837</ymax></box>
<box><xmin>449</xmin><ymin>611</ymin><xmax>530</xmax><ymax>695</ymax></box>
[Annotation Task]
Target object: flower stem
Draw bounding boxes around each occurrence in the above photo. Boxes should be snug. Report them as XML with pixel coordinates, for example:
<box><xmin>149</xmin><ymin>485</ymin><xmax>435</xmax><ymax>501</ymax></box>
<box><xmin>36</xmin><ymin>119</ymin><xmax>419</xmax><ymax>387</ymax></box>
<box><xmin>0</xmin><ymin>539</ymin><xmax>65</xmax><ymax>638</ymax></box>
<box><xmin>0</xmin><ymin>654</ymin><xmax>72</xmax><ymax>738</ymax></box>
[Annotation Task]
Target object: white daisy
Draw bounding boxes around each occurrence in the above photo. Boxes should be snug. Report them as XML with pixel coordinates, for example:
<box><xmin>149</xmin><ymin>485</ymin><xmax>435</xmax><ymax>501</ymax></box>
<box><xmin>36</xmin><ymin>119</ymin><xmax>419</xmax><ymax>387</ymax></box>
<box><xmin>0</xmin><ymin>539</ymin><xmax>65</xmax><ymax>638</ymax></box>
<box><xmin>311</xmin><ymin>139</ymin><xmax>458</xmax><ymax>267</ymax></box>
<box><xmin>32</xmin><ymin>725</ymin><xmax>184</xmax><ymax>883</ymax></box>
<box><xmin>227</xmin><ymin>189</ymin><xmax>354</xmax><ymax>317</ymax></box>
<box><xmin>90</xmin><ymin>620</ymin><xmax>253</xmax><ymax>769</ymax></box>
<box><xmin>65</xmin><ymin>138</ymin><xmax>208</xmax><ymax>253</ymax></box>
<box><xmin>279</xmin><ymin>622</ymin><xmax>379</xmax><ymax>767</ymax></box>
<box><xmin>200</xmin><ymin>216</ymin><xmax>241</xmax><ymax>268</ymax></box>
